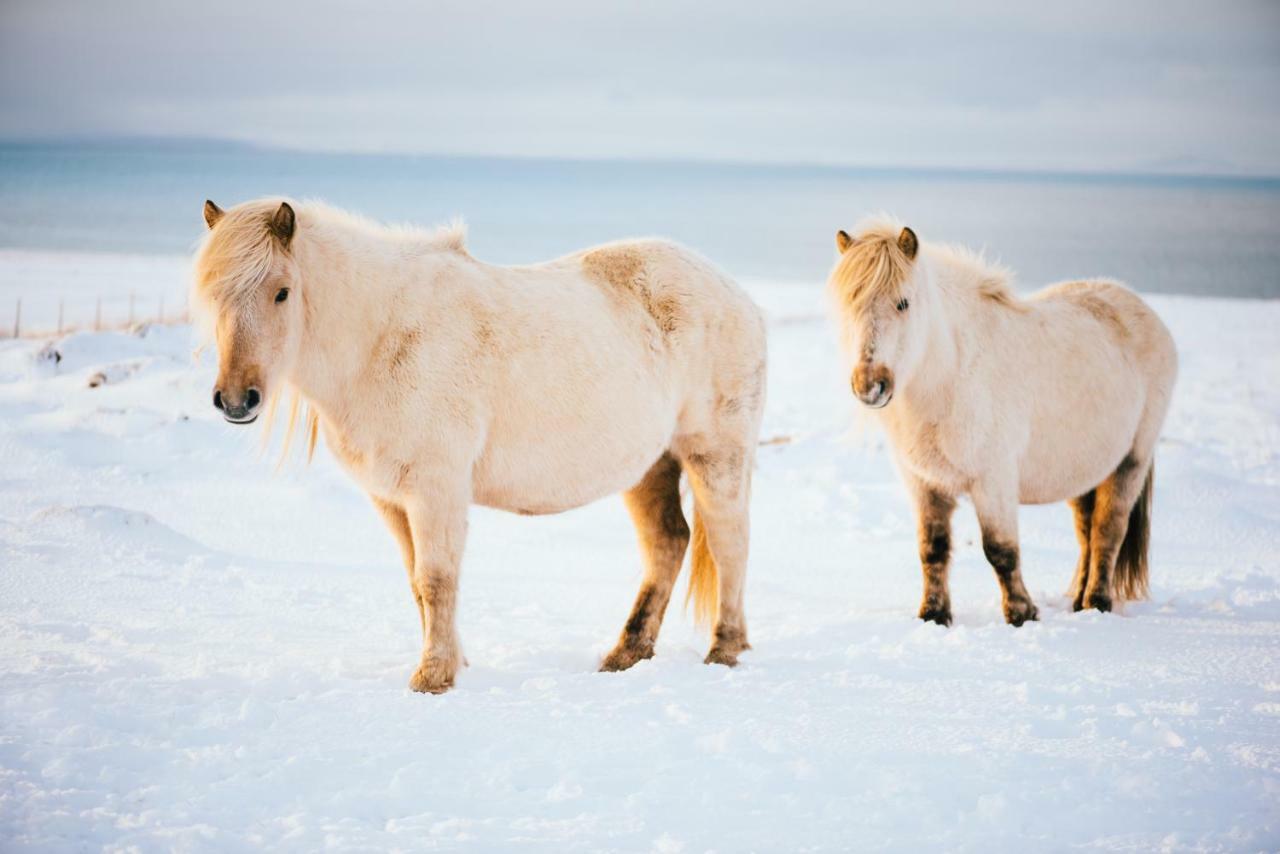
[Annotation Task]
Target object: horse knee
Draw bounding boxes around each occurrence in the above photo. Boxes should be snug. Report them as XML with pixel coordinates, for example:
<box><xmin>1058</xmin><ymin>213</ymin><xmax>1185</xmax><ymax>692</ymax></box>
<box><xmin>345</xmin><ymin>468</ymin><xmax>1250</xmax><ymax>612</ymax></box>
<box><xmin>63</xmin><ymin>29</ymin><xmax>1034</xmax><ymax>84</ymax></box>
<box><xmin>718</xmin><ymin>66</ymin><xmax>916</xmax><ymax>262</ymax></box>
<box><xmin>981</xmin><ymin>537</ymin><xmax>1019</xmax><ymax>578</ymax></box>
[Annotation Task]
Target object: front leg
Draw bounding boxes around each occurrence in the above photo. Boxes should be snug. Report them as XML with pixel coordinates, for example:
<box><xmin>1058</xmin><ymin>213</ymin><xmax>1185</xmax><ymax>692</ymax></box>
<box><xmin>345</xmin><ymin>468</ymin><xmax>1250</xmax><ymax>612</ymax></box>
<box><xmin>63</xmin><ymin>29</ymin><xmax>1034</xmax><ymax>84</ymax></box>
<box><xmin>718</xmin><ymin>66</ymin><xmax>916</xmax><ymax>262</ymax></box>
<box><xmin>971</xmin><ymin>476</ymin><xmax>1039</xmax><ymax>626</ymax></box>
<box><xmin>910</xmin><ymin>478</ymin><xmax>956</xmax><ymax>625</ymax></box>
<box><xmin>404</xmin><ymin>483</ymin><xmax>470</xmax><ymax>694</ymax></box>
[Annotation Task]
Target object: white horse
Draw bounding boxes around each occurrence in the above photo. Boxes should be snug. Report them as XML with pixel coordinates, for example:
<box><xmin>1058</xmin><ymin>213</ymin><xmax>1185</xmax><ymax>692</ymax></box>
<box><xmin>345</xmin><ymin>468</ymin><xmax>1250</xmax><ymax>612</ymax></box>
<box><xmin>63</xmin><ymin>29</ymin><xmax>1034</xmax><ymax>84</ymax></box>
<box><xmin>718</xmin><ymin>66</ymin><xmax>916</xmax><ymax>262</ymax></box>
<box><xmin>828</xmin><ymin>217</ymin><xmax>1177</xmax><ymax>625</ymax></box>
<box><xmin>193</xmin><ymin>198</ymin><xmax>767</xmax><ymax>693</ymax></box>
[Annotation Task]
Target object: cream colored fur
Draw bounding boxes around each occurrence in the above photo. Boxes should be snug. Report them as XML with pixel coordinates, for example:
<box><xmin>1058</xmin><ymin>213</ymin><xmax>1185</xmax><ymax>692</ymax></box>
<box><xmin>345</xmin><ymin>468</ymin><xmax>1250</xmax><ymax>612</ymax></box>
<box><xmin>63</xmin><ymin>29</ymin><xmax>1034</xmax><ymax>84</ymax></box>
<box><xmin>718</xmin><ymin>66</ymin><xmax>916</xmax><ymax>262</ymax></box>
<box><xmin>829</xmin><ymin>216</ymin><xmax>1177</xmax><ymax>624</ymax></box>
<box><xmin>194</xmin><ymin>199</ymin><xmax>766</xmax><ymax>693</ymax></box>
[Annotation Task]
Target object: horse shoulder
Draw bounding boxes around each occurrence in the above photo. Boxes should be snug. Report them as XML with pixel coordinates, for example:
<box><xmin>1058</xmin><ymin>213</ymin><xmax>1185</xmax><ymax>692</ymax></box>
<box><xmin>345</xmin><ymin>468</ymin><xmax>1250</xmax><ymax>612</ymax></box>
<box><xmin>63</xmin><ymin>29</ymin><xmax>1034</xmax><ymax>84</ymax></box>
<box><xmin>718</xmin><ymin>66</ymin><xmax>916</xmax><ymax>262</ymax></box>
<box><xmin>347</xmin><ymin>291</ymin><xmax>492</xmax><ymax>495</ymax></box>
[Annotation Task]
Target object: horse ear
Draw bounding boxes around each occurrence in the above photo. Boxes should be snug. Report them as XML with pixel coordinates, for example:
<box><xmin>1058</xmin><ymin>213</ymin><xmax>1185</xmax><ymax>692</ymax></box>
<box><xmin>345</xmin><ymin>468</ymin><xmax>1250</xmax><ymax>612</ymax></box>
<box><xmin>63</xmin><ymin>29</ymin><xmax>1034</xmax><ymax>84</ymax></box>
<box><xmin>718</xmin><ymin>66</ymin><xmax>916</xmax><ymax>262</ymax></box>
<box><xmin>204</xmin><ymin>199</ymin><xmax>224</xmax><ymax>229</ymax></box>
<box><xmin>269</xmin><ymin>202</ymin><xmax>296</xmax><ymax>248</ymax></box>
<box><xmin>836</xmin><ymin>230</ymin><xmax>854</xmax><ymax>253</ymax></box>
<box><xmin>898</xmin><ymin>226</ymin><xmax>918</xmax><ymax>260</ymax></box>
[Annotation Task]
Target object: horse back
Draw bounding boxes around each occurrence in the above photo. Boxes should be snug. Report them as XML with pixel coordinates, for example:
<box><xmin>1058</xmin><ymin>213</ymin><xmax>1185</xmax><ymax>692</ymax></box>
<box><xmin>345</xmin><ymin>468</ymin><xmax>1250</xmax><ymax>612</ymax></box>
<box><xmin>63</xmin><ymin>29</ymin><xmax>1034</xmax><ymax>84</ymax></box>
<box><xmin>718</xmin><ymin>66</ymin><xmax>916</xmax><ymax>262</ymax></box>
<box><xmin>1031</xmin><ymin>279</ymin><xmax>1175</xmax><ymax>371</ymax></box>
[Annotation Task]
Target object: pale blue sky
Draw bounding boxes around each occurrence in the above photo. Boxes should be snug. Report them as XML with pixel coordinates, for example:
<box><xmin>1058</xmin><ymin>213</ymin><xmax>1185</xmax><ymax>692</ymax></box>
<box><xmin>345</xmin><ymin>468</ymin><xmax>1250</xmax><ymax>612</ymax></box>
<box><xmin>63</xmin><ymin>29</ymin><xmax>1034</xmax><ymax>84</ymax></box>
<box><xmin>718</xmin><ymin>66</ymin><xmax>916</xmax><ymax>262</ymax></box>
<box><xmin>2</xmin><ymin>0</ymin><xmax>1278</xmax><ymax>174</ymax></box>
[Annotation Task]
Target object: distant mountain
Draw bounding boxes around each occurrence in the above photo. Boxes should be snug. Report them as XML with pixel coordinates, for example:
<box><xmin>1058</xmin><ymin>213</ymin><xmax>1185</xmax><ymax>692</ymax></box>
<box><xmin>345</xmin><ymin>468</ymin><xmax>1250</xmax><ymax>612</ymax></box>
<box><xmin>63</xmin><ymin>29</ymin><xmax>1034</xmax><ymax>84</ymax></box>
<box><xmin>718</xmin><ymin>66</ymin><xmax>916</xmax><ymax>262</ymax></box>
<box><xmin>0</xmin><ymin>136</ymin><xmax>263</xmax><ymax>154</ymax></box>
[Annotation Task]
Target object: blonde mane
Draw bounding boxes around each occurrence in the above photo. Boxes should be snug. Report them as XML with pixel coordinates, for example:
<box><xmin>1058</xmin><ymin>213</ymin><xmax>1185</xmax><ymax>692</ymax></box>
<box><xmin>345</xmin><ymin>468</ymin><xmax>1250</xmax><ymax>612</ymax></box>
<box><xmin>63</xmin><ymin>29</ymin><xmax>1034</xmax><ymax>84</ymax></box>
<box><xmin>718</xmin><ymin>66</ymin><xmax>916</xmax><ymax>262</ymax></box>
<box><xmin>929</xmin><ymin>241</ymin><xmax>1023</xmax><ymax>309</ymax></box>
<box><xmin>192</xmin><ymin>200</ymin><xmax>467</xmax><ymax>316</ymax></box>
<box><xmin>299</xmin><ymin>202</ymin><xmax>469</xmax><ymax>254</ymax></box>
<box><xmin>829</xmin><ymin>215</ymin><xmax>1023</xmax><ymax>312</ymax></box>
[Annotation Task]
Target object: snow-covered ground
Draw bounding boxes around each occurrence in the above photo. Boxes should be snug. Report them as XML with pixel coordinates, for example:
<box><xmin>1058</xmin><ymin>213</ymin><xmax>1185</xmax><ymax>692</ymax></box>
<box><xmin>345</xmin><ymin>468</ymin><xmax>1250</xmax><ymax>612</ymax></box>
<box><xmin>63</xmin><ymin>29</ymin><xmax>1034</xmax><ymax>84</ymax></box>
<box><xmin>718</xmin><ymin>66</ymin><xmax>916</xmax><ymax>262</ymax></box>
<box><xmin>0</xmin><ymin>251</ymin><xmax>192</xmax><ymax>336</ymax></box>
<box><xmin>1</xmin><ymin>256</ymin><xmax>1278</xmax><ymax>851</ymax></box>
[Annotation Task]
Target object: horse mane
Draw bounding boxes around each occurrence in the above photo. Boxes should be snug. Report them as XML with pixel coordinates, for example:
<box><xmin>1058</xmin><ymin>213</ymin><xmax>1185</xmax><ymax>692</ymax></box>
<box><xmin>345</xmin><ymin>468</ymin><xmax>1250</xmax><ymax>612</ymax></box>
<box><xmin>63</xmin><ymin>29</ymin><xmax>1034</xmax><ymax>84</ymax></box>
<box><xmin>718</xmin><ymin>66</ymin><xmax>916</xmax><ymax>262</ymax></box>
<box><xmin>829</xmin><ymin>215</ymin><xmax>1023</xmax><ymax>313</ymax></box>
<box><xmin>929</xmin><ymin>241</ymin><xmax>1023</xmax><ymax>310</ymax></box>
<box><xmin>192</xmin><ymin>199</ymin><xmax>467</xmax><ymax>314</ymax></box>
<box><xmin>829</xmin><ymin>216</ymin><xmax>915</xmax><ymax>313</ymax></box>
<box><xmin>303</xmin><ymin>201</ymin><xmax>469</xmax><ymax>255</ymax></box>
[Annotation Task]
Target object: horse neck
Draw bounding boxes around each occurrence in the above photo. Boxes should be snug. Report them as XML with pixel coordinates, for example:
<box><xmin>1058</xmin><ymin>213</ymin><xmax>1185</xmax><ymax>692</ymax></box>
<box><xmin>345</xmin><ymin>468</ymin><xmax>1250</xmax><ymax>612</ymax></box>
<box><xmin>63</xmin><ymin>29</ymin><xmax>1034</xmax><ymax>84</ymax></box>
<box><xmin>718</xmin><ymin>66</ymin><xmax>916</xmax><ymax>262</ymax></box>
<box><xmin>896</xmin><ymin>264</ymin><xmax>963</xmax><ymax>414</ymax></box>
<box><xmin>903</xmin><ymin>252</ymin><xmax>1013</xmax><ymax>411</ymax></box>
<box><xmin>286</xmin><ymin>226</ymin><xmax>441</xmax><ymax>419</ymax></box>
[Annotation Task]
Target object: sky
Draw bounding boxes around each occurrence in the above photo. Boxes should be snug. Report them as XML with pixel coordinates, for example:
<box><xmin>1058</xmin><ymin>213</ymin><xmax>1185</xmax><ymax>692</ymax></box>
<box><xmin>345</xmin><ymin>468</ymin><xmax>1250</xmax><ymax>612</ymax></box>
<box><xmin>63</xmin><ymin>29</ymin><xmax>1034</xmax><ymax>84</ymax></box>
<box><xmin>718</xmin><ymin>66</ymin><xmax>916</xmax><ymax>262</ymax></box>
<box><xmin>2</xmin><ymin>0</ymin><xmax>1279</xmax><ymax>175</ymax></box>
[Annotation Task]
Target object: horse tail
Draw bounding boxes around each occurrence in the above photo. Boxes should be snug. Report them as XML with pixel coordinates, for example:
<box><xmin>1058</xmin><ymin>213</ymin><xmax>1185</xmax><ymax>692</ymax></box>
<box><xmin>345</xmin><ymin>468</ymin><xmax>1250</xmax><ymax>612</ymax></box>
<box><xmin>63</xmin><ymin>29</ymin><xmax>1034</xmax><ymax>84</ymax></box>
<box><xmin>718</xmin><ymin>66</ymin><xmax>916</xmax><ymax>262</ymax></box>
<box><xmin>686</xmin><ymin>505</ymin><xmax>720</xmax><ymax>630</ymax></box>
<box><xmin>1115</xmin><ymin>464</ymin><xmax>1154</xmax><ymax>601</ymax></box>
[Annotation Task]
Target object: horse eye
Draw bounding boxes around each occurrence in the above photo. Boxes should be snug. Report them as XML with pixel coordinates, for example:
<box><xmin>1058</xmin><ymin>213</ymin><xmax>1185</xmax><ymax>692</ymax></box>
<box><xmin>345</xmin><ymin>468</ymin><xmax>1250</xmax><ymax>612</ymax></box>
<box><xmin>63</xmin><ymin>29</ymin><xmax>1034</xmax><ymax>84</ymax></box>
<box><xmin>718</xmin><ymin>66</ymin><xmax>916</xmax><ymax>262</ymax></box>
<box><xmin>896</xmin><ymin>298</ymin><xmax>910</xmax><ymax>312</ymax></box>
<box><xmin>275</xmin><ymin>288</ymin><xmax>289</xmax><ymax>304</ymax></box>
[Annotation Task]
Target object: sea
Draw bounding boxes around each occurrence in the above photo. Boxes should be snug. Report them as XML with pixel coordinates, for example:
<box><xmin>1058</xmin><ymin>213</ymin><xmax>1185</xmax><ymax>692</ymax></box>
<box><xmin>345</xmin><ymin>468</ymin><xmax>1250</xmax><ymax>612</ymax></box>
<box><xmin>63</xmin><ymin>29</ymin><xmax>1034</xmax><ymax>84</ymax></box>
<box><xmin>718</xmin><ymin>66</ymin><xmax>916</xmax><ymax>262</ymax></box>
<box><xmin>2</xmin><ymin>139</ymin><xmax>1278</xmax><ymax>302</ymax></box>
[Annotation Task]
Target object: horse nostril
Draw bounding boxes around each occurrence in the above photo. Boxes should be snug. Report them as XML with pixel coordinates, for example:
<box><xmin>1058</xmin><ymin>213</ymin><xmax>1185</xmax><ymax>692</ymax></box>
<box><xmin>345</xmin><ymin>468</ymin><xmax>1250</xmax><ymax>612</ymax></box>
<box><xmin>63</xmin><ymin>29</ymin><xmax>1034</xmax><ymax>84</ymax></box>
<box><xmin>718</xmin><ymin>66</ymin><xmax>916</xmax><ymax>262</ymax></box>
<box><xmin>213</xmin><ymin>390</ymin><xmax>225</xmax><ymax>411</ymax></box>
<box><xmin>245</xmin><ymin>388</ymin><xmax>261</xmax><ymax>410</ymax></box>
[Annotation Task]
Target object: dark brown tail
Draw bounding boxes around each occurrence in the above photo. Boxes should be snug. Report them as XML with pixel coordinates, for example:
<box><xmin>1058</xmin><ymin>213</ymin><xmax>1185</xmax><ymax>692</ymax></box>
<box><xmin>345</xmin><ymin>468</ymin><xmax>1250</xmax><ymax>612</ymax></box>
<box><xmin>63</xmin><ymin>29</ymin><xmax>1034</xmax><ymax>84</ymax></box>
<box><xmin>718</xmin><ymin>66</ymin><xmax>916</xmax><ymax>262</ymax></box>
<box><xmin>1114</xmin><ymin>464</ymin><xmax>1153</xmax><ymax>601</ymax></box>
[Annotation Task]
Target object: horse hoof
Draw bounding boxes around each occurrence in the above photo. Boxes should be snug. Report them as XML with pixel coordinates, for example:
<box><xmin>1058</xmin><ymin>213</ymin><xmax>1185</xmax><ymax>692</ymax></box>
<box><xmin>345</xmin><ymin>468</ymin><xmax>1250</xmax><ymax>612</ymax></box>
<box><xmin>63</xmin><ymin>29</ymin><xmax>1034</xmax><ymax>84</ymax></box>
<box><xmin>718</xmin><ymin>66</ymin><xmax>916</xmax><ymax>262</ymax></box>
<box><xmin>704</xmin><ymin>646</ymin><xmax>742</xmax><ymax>667</ymax></box>
<box><xmin>1084</xmin><ymin>592</ymin><xmax>1112</xmax><ymax>613</ymax></box>
<box><xmin>918</xmin><ymin>606</ymin><xmax>953</xmax><ymax>626</ymax></box>
<box><xmin>409</xmin><ymin>657</ymin><xmax>457</xmax><ymax>694</ymax></box>
<box><xmin>600</xmin><ymin>642</ymin><xmax>653</xmax><ymax>673</ymax></box>
<box><xmin>1004</xmin><ymin>600</ymin><xmax>1039</xmax><ymax>627</ymax></box>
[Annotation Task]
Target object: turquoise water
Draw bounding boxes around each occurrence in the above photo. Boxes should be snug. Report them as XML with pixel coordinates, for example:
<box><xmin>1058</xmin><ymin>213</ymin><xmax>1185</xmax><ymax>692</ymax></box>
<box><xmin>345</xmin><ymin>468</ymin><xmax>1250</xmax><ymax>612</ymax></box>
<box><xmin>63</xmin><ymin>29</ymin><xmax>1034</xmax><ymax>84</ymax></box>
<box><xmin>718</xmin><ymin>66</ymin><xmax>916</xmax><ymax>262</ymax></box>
<box><xmin>2</xmin><ymin>141</ymin><xmax>1278</xmax><ymax>297</ymax></box>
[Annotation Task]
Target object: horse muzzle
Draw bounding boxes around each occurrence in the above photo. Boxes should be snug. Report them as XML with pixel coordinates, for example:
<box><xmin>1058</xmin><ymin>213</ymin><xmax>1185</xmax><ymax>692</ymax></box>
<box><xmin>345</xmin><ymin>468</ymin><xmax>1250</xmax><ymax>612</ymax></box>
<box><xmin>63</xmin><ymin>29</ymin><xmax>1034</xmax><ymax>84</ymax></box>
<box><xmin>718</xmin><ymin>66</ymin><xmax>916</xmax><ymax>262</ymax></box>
<box><xmin>213</xmin><ymin>386</ymin><xmax>263</xmax><ymax>424</ymax></box>
<box><xmin>852</xmin><ymin>365</ymin><xmax>894</xmax><ymax>409</ymax></box>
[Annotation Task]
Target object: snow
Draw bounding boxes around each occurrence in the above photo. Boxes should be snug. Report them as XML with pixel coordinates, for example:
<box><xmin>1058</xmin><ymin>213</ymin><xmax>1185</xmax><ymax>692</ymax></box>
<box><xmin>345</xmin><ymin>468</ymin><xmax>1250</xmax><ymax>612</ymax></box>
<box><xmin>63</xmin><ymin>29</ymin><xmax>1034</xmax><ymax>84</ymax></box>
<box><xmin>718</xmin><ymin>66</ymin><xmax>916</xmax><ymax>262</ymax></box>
<box><xmin>1</xmin><ymin>256</ymin><xmax>1279</xmax><ymax>851</ymax></box>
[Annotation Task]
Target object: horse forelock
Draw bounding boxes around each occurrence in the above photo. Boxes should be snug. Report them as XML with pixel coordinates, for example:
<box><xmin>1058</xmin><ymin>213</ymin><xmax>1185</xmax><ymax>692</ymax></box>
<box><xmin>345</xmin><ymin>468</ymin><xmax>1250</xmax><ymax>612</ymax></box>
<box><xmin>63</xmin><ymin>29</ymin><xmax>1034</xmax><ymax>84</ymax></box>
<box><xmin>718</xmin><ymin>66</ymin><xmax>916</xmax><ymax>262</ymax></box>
<box><xmin>830</xmin><ymin>218</ymin><xmax>914</xmax><ymax>314</ymax></box>
<box><xmin>192</xmin><ymin>201</ymin><xmax>283</xmax><ymax>317</ymax></box>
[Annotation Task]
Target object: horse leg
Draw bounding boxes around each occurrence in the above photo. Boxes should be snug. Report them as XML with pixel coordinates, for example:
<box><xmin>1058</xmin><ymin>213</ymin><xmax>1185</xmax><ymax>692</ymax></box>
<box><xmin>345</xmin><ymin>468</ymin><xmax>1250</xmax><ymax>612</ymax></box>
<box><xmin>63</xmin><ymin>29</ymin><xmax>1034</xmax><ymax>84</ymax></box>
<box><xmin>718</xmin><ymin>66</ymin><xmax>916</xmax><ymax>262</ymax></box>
<box><xmin>601</xmin><ymin>453</ymin><xmax>690</xmax><ymax>672</ymax></box>
<box><xmin>403</xmin><ymin>482</ymin><xmax>470</xmax><ymax>694</ymax></box>
<box><xmin>680</xmin><ymin>443</ymin><xmax>753</xmax><ymax>667</ymax></box>
<box><xmin>972</xmin><ymin>478</ymin><xmax>1039</xmax><ymax>626</ymax></box>
<box><xmin>910</xmin><ymin>478</ymin><xmax>956</xmax><ymax>625</ymax></box>
<box><xmin>1081</xmin><ymin>454</ymin><xmax>1150</xmax><ymax>612</ymax></box>
<box><xmin>371</xmin><ymin>495</ymin><xmax>424</xmax><ymax>638</ymax></box>
<box><xmin>1068</xmin><ymin>490</ymin><xmax>1096</xmax><ymax>612</ymax></box>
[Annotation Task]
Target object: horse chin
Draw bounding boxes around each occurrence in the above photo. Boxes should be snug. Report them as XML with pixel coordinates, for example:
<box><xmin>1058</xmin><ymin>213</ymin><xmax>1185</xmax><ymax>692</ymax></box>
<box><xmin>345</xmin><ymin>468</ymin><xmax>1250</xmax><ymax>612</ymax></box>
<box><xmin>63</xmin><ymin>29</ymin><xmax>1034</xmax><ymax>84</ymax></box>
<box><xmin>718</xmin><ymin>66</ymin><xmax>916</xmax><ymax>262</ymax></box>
<box><xmin>223</xmin><ymin>413</ymin><xmax>260</xmax><ymax>426</ymax></box>
<box><xmin>863</xmin><ymin>392</ymin><xmax>893</xmax><ymax>410</ymax></box>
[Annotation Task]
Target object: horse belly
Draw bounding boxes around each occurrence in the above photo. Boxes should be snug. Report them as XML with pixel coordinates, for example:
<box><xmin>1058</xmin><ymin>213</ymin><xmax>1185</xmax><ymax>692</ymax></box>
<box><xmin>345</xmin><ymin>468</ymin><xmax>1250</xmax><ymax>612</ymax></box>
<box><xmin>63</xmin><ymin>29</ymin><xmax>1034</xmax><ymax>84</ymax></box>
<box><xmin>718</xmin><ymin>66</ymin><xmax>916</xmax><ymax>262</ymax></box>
<box><xmin>1018</xmin><ymin>389</ymin><xmax>1142</xmax><ymax>504</ymax></box>
<box><xmin>471</xmin><ymin>384</ymin><xmax>677</xmax><ymax>515</ymax></box>
<box><xmin>1019</xmin><ymin>443</ymin><xmax>1129</xmax><ymax>504</ymax></box>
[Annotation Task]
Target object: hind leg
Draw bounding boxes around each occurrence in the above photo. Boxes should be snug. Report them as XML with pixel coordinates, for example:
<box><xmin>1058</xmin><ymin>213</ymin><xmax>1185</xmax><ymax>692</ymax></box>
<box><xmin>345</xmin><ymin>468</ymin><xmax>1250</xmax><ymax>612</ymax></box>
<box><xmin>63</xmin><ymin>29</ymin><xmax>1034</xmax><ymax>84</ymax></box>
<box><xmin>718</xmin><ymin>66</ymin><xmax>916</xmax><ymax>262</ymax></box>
<box><xmin>601</xmin><ymin>453</ymin><xmax>691</xmax><ymax>672</ymax></box>
<box><xmin>372</xmin><ymin>496</ymin><xmax>425</xmax><ymax>638</ymax></box>
<box><xmin>681</xmin><ymin>444</ymin><xmax>753</xmax><ymax>667</ymax></box>
<box><xmin>1068</xmin><ymin>490</ymin><xmax>1096</xmax><ymax>611</ymax></box>
<box><xmin>1081</xmin><ymin>454</ymin><xmax>1150</xmax><ymax>612</ymax></box>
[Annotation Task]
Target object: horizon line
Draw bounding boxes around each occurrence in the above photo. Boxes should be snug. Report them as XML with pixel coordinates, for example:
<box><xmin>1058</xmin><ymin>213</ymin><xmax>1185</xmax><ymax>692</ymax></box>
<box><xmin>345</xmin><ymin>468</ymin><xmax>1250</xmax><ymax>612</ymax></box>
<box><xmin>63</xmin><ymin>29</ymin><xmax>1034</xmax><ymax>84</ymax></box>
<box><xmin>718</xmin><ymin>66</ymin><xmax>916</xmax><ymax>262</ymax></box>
<box><xmin>3</xmin><ymin>134</ymin><xmax>1279</xmax><ymax>187</ymax></box>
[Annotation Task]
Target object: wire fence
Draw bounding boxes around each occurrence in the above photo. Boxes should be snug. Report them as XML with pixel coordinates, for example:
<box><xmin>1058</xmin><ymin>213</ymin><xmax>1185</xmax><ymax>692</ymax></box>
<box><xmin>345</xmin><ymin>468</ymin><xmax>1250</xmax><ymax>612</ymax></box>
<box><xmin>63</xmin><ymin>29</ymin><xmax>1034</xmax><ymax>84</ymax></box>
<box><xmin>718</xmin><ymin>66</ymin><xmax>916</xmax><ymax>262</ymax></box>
<box><xmin>3</xmin><ymin>293</ymin><xmax>190</xmax><ymax>340</ymax></box>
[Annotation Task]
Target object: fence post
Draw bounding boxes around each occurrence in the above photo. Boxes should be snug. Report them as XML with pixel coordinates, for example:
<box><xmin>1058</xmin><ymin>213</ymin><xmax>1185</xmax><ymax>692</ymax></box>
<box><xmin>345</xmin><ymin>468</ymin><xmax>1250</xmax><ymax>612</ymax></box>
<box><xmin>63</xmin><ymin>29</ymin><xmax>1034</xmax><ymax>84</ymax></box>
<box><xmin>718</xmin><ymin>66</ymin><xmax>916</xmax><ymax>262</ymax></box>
<box><xmin>128</xmin><ymin>292</ymin><xmax>135</xmax><ymax>327</ymax></box>
<box><xmin>12</xmin><ymin>299</ymin><xmax>19</xmax><ymax>338</ymax></box>
<box><xmin>57</xmin><ymin>300</ymin><xmax>64</xmax><ymax>335</ymax></box>
<box><xmin>95</xmin><ymin>297</ymin><xmax>102</xmax><ymax>331</ymax></box>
